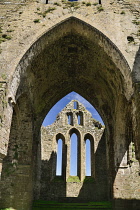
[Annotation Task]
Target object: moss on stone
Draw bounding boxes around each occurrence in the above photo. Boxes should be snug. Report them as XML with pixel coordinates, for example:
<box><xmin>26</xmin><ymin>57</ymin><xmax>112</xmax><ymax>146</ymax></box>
<box><xmin>97</xmin><ymin>6</ymin><xmax>104</xmax><ymax>12</ymax></box>
<box><xmin>83</xmin><ymin>176</ymin><xmax>95</xmax><ymax>183</ymax></box>
<box><xmin>33</xmin><ymin>19</ymin><xmax>40</xmax><ymax>23</ymax></box>
<box><xmin>67</xmin><ymin>176</ymin><xmax>81</xmax><ymax>182</ymax></box>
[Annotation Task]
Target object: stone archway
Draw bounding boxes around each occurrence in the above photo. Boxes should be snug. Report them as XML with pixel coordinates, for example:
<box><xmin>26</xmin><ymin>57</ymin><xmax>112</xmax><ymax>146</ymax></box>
<box><xmin>132</xmin><ymin>46</ymin><xmax>140</xmax><ymax>161</ymax></box>
<box><xmin>0</xmin><ymin>16</ymin><xmax>135</xmax><ymax>210</ymax></box>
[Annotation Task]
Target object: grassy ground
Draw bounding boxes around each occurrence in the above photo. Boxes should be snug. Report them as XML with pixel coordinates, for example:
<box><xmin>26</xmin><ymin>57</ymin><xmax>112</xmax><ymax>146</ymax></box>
<box><xmin>0</xmin><ymin>208</ymin><xmax>15</xmax><ymax>210</ymax></box>
<box><xmin>0</xmin><ymin>201</ymin><xmax>112</xmax><ymax>210</ymax></box>
<box><xmin>32</xmin><ymin>200</ymin><xmax>112</xmax><ymax>210</ymax></box>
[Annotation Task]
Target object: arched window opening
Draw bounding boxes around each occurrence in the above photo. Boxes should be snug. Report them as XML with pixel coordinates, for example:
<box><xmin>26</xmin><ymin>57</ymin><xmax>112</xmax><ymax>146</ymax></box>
<box><xmin>70</xmin><ymin>133</ymin><xmax>78</xmax><ymax>176</ymax></box>
<box><xmin>67</xmin><ymin>113</ymin><xmax>73</xmax><ymax>125</ymax></box>
<box><xmin>78</xmin><ymin>114</ymin><xmax>81</xmax><ymax>125</ymax></box>
<box><xmin>77</xmin><ymin>112</ymin><xmax>83</xmax><ymax>125</ymax></box>
<box><xmin>99</xmin><ymin>0</ymin><xmax>101</xmax><ymax>4</ymax></box>
<box><xmin>85</xmin><ymin>139</ymin><xmax>91</xmax><ymax>176</ymax></box>
<box><xmin>84</xmin><ymin>134</ymin><xmax>94</xmax><ymax>177</ymax></box>
<box><xmin>74</xmin><ymin>101</ymin><xmax>78</xmax><ymax>109</ymax></box>
<box><xmin>56</xmin><ymin>139</ymin><xmax>63</xmax><ymax>176</ymax></box>
<box><xmin>68</xmin><ymin>114</ymin><xmax>71</xmax><ymax>124</ymax></box>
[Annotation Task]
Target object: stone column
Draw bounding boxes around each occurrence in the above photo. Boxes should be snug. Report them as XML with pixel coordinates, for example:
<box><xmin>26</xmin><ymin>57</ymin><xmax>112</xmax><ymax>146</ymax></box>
<box><xmin>80</xmin><ymin>134</ymin><xmax>85</xmax><ymax>181</ymax></box>
<box><xmin>73</xmin><ymin>112</ymin><xmax>77</xmax><ymax>126</ymax></box>
<box><xmin>66</xmin><ymin>133</ymin><xmax>70</xmax><ymax>181</ymax></box>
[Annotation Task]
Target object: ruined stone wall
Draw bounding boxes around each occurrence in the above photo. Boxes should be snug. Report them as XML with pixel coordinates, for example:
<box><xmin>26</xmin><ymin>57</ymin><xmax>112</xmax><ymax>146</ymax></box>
<box><xmin>0</xmin><ymin>0</ymin><xmax>140</xmax><ymax>209</ymax></box>
<box><xmin>0</xmin><ymin>0</ymin><xmax>139</xmax><ymax>162</ymax></box>
<box><xmin>0</xmin><ymin>0</ymin><xmax>139</xmax><ymax>159</ymax></box>
<box><xmin>39</xmin><ymin>100</ymin><xmax>108</xmax><ymax>201</ymax></box>
<box><xmin>113</xmin><ymin>141</ymin><xmax>140</xmax><ymax>195</ymax></box>
<box><xmin>0</xmin><ymin>0</ymin><xmax>139</xmax><ymax>77</ymax></box>
<box><xmin>113</xmin><ymin>160</ymin><xmax>140</xmax><ymax>210</ymax></box>
<box><xmin>0</xmin><ymin>94</ymin><xmax>34</xmax><ymax>210</ymax></box>
<box><xmin>40</xmin><ymin>100</ymin><xmax>140</xmax><ymax>204</ymax></box>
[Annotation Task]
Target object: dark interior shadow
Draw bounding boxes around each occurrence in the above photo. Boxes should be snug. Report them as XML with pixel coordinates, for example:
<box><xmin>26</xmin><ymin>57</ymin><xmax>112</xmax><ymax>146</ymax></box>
<box><xmin>113</xmin><ymin>198</ymin><xmax>140</xmax><ymax>210</ymax></box>
<box><xmin>78</xmin><ymin>131</ymin><xmax>109</xmax><ymax>202</ymax></box>
<box><xmin>38</xmin><ymin>146</ymin><xmax>67</xmax><ymax>201</ymax></box>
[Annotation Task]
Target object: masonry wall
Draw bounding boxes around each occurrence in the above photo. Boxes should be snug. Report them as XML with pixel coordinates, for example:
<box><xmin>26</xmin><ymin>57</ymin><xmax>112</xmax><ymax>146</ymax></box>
<box><xmin>39</xmin><ymin>100</ymin><xmax>108</xmax><ymax>201</ymax></box>
<box><xmin>0</xmin><ymin>0</ymin><xmax>140</xmax><ymax>209</ymax></box>
<box><xmin>39</xmin><ymin>100</ymin><xmax>140</xmax><ymax>204</ymax></box>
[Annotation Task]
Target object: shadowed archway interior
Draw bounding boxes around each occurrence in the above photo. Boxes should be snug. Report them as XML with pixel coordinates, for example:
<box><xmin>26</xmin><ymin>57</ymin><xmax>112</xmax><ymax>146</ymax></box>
<box><xmin>1</xmin><ymin>17</ymin><xmax>134</xmax><ymax>210</ymax></box>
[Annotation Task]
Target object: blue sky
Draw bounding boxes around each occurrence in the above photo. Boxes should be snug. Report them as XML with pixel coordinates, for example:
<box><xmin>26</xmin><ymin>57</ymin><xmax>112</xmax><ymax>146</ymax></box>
<box><xmin>56</xmin><ymin>134</ymin><xmax>92</xmax><ymax>176</ymax></box>
<box><xmin>43</xmin><ymin>91</ymin><xmax>104</xmax><ymax>176</ymax></box>
<box><xmin>70</xmin><ymin>133</ymin><xmax>78</xmax><ymax>176</ymax></box>
<box><xmin>42</xmin><ymin>91</ymin><xmax>104</xmax><ymax>126</ymax></box>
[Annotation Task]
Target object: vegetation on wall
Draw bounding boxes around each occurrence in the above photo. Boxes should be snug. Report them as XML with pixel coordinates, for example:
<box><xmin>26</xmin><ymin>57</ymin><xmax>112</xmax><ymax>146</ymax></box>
<box><xmin>67</xmin><ymin>176</ymin><xmax>81</xmax><ymax>182</ymax></box>
<box><xmin>62</xmin><ymin>1</ymin><xmax>80</xmax><ymax>9</ymax></box>
<box><xmin>0</xmin><ymin>34</ymin><xmax>11</xmax><ymax>44</ymax></box>
<box><xmin>35</xmin><ymin>7</ymin><xmax>56</xmax><ymax>18</ymax></box>
<box><xmin>33</xmin><ymin>19</ymin><xmax>40</xmax><ymax>23</ymax></box>
<box><xmin>83</xmin><ymin>176</ymin><xmax>95</xmax><ymax>183</ymax></box>
<box><xmin>97</xmin><ymin>6</ymin><xmax>104</xmax><ymax>12</ymax></box>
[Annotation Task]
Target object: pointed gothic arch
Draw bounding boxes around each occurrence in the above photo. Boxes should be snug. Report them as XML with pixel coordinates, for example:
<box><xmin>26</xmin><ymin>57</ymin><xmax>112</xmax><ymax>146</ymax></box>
<box><xmin>84</xmin><ymin>133</ymin><xmax>95</xmax><ymax>178</ymax></box>
<box><xmin>56</xmin><ymin>133</ymin><xmax>66</xmax><ymax>179</ymax></box>
<box><xmin>0</xmin><ymin>16</ymin><xmax>135</xmax><ymax>209</ymax></box>
<box><xmin>69</xmin><ymin>128</ymin><xmax>81</xmax><ymax>179</ymax></box>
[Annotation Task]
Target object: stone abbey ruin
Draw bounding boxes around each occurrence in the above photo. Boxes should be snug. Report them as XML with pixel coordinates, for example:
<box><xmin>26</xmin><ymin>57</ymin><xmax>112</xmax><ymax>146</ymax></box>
<box><xmin>0</xmin><ymin>0</ymin><xmax>140</xmax><ymax>209</ymax></box>
<box><xmin>40</xmin><ymin>100</ymin><xmax>105</xmax><ymax>201</ymax></box>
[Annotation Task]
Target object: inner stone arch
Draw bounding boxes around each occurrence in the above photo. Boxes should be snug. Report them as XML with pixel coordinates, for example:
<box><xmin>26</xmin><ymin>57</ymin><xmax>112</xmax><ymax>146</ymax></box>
<box><xmin>55</xmin><ymin>133</ymin><xmax>66</xmax><ymax>177</ymax></box>
<box><xmin>84</xmin><ymin>133</ymin><xmax>95</xmax><ymax>178</ymax></box>
<box><xmin>70</xmin><ymin>133</ymin><xmax>78</xmax><ymax>176</ymax></box>
<box><xmin>69</xmin><ymin>128</ymin><xmax>81</xmax><ymax>179</ymax></box>
<box><xmin>1</xmin><ymin>16</ymin><xmax>135</xmax><ymax>210</ymax></box>
<box><xmin>40</xmin><ymin>99</ymin><xmax>106</xmax><ymax>202</ymax></box>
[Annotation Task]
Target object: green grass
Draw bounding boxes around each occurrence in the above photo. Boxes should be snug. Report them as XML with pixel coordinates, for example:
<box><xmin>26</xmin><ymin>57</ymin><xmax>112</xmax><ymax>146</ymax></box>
<box><xmin>0</xmin><ymin>201</ymin><xmax>113</xmax><ymax>209</ymax></box>
<box><xmin>32</xmin><ymin>200</ymin><xmax>112</xmax><ymax>210</ymax></box>
<box><xmin>0</xmin><ymin>208</ymin><xmax>16</xmax><ymax>210</ymax></box>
